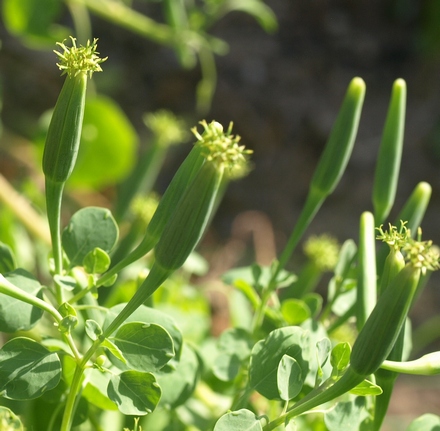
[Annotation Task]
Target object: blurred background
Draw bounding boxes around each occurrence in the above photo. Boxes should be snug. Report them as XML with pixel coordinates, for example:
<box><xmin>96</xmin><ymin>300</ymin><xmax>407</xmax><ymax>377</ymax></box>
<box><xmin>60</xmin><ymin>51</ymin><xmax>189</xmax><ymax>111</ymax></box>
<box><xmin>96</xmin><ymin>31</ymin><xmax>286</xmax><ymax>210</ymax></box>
<box><xmin>1</xmin><ymin>0</ymin><xmax>440</xmax><ymax>426</ymax></box>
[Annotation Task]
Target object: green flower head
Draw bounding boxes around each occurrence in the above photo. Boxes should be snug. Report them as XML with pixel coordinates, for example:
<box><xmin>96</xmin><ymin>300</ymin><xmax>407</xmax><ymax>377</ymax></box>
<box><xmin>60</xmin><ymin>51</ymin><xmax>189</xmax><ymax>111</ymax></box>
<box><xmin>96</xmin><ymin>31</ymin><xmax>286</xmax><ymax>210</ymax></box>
<box><xmin>192</xmin><ymin>120</ymin><xmax>253</xmax><ymax>179</ymax></box>
<box><xmin>376</xmin><ymin>220</ymin><xmax>409</xmax><ymax>251</ymax></box>
<box><xmin>402</xmin><ymin>229</ymin><xmax>440</xmax><ymax>274</ymax></box>
<box><xmin>54</xmin><ymin>36</ymin><xmax>107</xmax><ymax>78</ymax></box>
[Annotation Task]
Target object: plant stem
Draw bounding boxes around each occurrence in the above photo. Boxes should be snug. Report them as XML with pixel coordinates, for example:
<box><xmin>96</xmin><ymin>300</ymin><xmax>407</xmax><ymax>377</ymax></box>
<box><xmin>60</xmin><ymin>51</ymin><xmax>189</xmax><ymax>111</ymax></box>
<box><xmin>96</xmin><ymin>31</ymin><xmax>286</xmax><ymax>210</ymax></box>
<box><xmin>272</xmin><ymin>188</ymin><xmax>325</xmax><ymax>285</ymax></box>
<box><xmin>45</xmin><ymin>178</ymin><xmax>66</xmax><ymax>303</ymax></box>
<box><xmin>263</xmin><ymin>367</ymin><xmax>363</xmax><ymax>431</ymax></box>
<box><xmin>60</xmin><ymin>363</ymin><xmax>86</xmax><ymax>431</ymax></box>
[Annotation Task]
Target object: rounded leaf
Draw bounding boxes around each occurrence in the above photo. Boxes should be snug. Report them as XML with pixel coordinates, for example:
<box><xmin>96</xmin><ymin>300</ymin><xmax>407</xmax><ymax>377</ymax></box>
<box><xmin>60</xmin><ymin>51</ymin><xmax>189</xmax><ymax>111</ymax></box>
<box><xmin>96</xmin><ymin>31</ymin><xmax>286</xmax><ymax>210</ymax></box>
<box><xmin>104</xmin><ymin>304</ymin><xmax>183</xmax><ymax>359</ymax></box>
<box><xmin>214</xmin><ymin>409</ymin><xmax>262</xmax><ymax>431</ymax></box>
<box><xmin>107</xmin><ymin>371</ymin><xmax>161</xmax><ymax>416</ymax></box>
<box><xmin>110</xmin><ymin>321</ymin><xmax>174</xmax><ymax>372</ymax></box>
<box><xmin>324</xmin><ymin>397</ymin><xmax>367</xmax><ymax>431</ymax></box>
<box><xmin>277</xmin><ymin>354</ymin><xmax>303</xmax><ymax>401</ymax></box>
<box><xmin>249</xmin><ymin>327</ymin><xmax>310</xmax><ymax>400</ymax></box>
<box><xmin>281</xmin><ymin>299</ymin><xmax>311</xmax><ymax>325</ymax></box>
<box><xmin>407</xmin><ymin>414</ymin><xmax>440</xmax><ymax>431</ymax></box>
<box><xmin>62</xmin><ymin>207</ymin><xmax>118</xmax><ymax>268</ymax></box>
<box><xmin>0</xmin><ymin>269</ymin><xmax>44</xmax><ymax>333</ymax></box>
<box><xmin>0</xmin><ymin>337</ymin><xmax>61</xmax><ymax>400</ymax></box>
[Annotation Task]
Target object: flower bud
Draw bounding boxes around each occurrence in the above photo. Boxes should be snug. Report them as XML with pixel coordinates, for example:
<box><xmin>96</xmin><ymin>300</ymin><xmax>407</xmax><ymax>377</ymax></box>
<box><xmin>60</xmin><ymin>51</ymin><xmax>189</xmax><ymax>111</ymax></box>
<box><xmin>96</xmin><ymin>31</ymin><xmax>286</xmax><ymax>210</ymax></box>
<box><xmin>43</xmin><ymin>37</ymin><xmax>106</xmax><ymax>183</ymax></box>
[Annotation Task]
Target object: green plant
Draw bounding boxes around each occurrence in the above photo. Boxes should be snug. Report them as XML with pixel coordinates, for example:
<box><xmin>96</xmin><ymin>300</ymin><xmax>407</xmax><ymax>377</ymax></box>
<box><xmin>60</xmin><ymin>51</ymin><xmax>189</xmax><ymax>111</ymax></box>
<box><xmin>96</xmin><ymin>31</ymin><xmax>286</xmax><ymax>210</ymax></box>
<box><xmin>1</xmin><ymin>37</ymin><xmax>440</xmax><ymax>431</ymax></box>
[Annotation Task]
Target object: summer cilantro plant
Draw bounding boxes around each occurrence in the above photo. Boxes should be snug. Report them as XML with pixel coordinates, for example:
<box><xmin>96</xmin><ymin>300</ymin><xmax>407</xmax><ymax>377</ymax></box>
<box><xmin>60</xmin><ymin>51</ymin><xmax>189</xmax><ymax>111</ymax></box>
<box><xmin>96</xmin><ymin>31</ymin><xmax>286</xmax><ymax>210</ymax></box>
<box><xmin>1</xmin><ymin>37</ymin><xmax>440</xmax><ymax>431</ymax></box>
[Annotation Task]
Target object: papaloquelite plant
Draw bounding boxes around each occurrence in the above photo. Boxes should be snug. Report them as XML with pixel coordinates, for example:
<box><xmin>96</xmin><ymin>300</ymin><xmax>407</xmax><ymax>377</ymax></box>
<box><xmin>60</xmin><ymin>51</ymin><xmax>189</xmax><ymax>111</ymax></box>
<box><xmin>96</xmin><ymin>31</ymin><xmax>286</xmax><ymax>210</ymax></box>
<box><xmin>1</xmin><ymin>37</ymin><xmax>440</xmax><ymax>431</ymax></box>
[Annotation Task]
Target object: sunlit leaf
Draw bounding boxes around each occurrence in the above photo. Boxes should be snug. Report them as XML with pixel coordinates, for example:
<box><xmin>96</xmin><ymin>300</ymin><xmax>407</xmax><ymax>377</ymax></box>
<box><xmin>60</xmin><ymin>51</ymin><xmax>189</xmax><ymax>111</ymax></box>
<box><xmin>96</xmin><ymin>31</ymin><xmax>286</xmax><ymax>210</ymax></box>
<box><xmin>214</xmin><ymin>409</ymin><xmax>262</xmax><ymax>431</ymax></box>
<box><xmin>0</xmin><ymin>269</ymin><xmax>44</xmax><ymax>333</ymax></box>
<box><xmin>249</xmin><ymin>327</ymin><xmax>309</xmax><ymax>400</ymax></box>
<box><xmin>0</xmin><ymin>337</ymin><xmax>61</xmax><ymax>400</ymax></box>
<box><xmin>107</xmin><ymin>371</ymin><xmax>161</xmax><ymax>416</ymax></box>
<box><xmin>324</xmin><ymin>397</ymin><xmax>368</xmax><ymax>431</ymax></box>
<box><xmin>62</xmin><ymin>207</ymin><xmax>118</xmax><ymax>268</ymax></box>
<box><xmin>110</xmin><ymin>321</ymin><xmax>174</xmax><ymax>372</ymax></box>
<box><xmin>277</xmin><ymin>354</ymin><xmax>303</xmax><ymax>401</ymax></box>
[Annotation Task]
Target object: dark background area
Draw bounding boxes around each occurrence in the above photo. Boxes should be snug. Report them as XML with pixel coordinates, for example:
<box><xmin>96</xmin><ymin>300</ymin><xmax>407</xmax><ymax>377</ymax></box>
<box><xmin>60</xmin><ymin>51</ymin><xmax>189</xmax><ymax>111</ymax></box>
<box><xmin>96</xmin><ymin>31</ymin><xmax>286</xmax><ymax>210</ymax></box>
<box><xmin>2</xmin><ymin>0</ymin><xmax>440</xmax><ymax>319</ymax></box>
<box><xmin>2</xmin><ymin>0</ymin><xmax>440</xmax><ymax>423</ymax></box>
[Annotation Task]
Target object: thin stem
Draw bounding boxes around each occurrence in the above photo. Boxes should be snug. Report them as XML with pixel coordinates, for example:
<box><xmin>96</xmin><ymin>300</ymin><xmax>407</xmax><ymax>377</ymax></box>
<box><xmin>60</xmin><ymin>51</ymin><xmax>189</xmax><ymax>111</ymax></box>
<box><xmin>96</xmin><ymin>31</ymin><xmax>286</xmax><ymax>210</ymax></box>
<box><xmin>271</xmin><ymin>188</ymin><xmax>325</xmax><ymax>288</ymax></box>
<box><xmin>45</xmin><ymin>178</ymin><xmax>66</xmax><ymax>303</ymax></box>
<box><xmin>263</xmin><ymin>367</ymin><xmax>363</xmax><ymax>431</ymax></box>
<box><xmin>0</xmin><ymin>274</ymin><xmax>63</xmax><ymax>322</ymax></box>
<box><xmin>60</xmin><ymin>363</ymin><xmax>86</xmax><ymax>431</ymax></box>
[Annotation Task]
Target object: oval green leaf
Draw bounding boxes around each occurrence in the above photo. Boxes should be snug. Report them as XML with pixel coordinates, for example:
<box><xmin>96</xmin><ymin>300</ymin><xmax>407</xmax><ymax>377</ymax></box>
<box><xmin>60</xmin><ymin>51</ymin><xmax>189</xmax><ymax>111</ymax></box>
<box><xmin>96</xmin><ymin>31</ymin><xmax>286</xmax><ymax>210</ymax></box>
<box><xmin>110</xmin><ymin>321</ymin><xmax>174</xmax><ymax>372</ymax></box>
<box><xmin>62</xmin><ymin>207</ymin><xmax>118</xmax><ymax>268</ymax></box>
<box><xmin>82</xmin><ymin>368</ymin><xmax>118</xmax><ymax>411</ymax></box>
<box><xmin>277</xmin><ymin>354</ymin><xmax>303</xmax><ymax>401</ymax></box>
<box><xmin>0</xmin><ymin>337</ymin><xmax>61</xmax><ymax>400</ymax></box>
<box><xmin>0</xmin><ymin>241</ymin><xmax>16</xmax><ymax>273</ymax></box>
<box><xmin>104</xmin><ymin>304</ymin><xmax>183</xmax><ymax>359</ymax></box>
<box><xmin>407</xmin><ymin>413</ymin><xmax>440</xmax><ymax>431</ymax></box>
<box><xmin>330</xmin><ymin>342</ymin><xmax>352</xmax><ymax>375</ymax></box>
<box><xmin>0</xmin><ymin>269</ymin><xmax>44</xmax><ymax>333</ymax></box>
<box><xmin>281</xmin><ymin>298</ymin><xmax>311</xmax><ymax>325</ymax></box>
<box><xmin>324</xmin><ymin>397</ymin><xmax>367</xmax><ymax>431</ymax></box>
<box><xmin>83</xmin><ymin>247</ymin><xmax>111</xmax><ymax>274</ymax></box>
<box><xmin>214</xmin><ymin>409</ymin><xmax>262</xmax><ymax>431</ymax></box>
<box><xmin>349</xmin><ymin>378</ymin><xmax>383</xmax><ymax>396</ymax></box>
<box><xmin>107</xmin><ymin>371</ymin><xmax>161</xmax><ymax>416</ymax></box>
<box><xmin>249</xmin><ymin>327</ymin><xmax>310</xmax><ymax>400</ymax></box>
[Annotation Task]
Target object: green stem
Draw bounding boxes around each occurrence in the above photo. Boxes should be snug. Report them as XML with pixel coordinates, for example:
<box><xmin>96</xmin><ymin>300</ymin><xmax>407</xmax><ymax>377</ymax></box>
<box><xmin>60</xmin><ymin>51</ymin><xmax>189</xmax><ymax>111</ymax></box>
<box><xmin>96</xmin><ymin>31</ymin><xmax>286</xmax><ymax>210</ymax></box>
<box><xmin>45</xmin><ymin>178</ymin><xmax>65</xmax><ymax>303</ymax></box>
<box><xmin>271</xmin><ymin>188</ymin><xmax>325</xmax><ymax>287</ymax></box>
<box><xmin>263</xmin><ymin>367</ymin><xmax>363</xmax><ymax>431</ymax></box>
<box><xmin>60</xmin><ymin>363</ymin><xmax>86</xmax><ymax>431</ymax></box>
<box><xmin>0</xmin><ymin>274</ymin><xmax>62</xmax><ymax>322</ymax></box>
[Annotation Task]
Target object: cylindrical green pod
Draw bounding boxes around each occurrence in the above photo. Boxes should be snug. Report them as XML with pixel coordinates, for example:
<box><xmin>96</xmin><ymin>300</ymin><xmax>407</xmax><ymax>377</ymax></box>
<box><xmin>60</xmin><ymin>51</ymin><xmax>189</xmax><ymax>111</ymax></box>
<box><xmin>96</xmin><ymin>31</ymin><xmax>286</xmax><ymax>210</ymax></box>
<box><xmin>43</xmin><ymin>37</ymin><xmax>106</xmax><ymax>183</ymax></box>
<box><xmin>154</xmin><ymin>160</ymin><xmax>223</xmax><ymax>271</ymax></box>
<box><xmin>350</xmin><ymin>264</ymin><xmax>420</xmax><ymax>376</ymax></box>
<box><xmin>141</xmin><ymin>144</ymin><xmax>205</xmax><ymax>249</ymax></box>
<box><xmin>96</xmin><ymin>143</ymin><xmax>205</xmax><ymax>286</ymax></box>
<box><xmin>310</xmin><ymin>77</ymin><xmax>366</xmax><ymax>196</ymax></box>
<box><xmin>272</xmin><ymin>78</ymin><xmax>365</xmax><ymax>282</ymax></box>
<box><xmin>356</xmin><ymin>211</ymin><xmax>377</xmax><ymax>330</ymax></box>
<box><xmin>381</xmin><ymin>351</ymin><xmax>440</xmax><ymax>375</ymax></box>
<box><xmin>373</xmin><ymin>79</ymin><xmax>406</xmax><ymax>225</ymax></box>
<box><xmin>396</xmin><ymin>181</ymin><xmax>432</xmax><ymax>235</ymax></box>
<box><xmin>378</xmin><ymin>247</ymin><xmax>405</xmax><ymax>296</ymax></box>
<box><xmin>43</xmin><ymin>72</ymin><xmax>87</xmax><ymax>183</ymax></box>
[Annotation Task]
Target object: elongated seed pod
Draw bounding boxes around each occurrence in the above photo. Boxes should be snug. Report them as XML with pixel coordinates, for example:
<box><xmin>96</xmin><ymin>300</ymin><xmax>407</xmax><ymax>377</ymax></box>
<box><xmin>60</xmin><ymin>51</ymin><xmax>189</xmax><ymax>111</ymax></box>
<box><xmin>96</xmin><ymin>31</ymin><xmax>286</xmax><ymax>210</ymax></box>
<box><xmin>350</xmin><ymin>264</ymin><xmax>420</xmax><ymax>376</ymax></box>
<box><xmin>376</xmin><ymin>182</ymin><xmax>432</xmax><ymax>274</ymax></box>
<box><xmin>43</xmin><ymin>38</ymin><xmax>106</xmax><ymax>183</ymax></box>
<box><xmin>102</xmin><ymin>121</ymin><xmax>251</xmax><ymax>335</ymax></box>
<box><xmin>43</xmin><ymin>72</ymin><xmax>87</xmax><ymax>183</ymax></box>
<box><xmin>310</xmin><ymin>77</ymin><xmax>366</xmax><ymax>196</ymax></box>
<box><xmin>381</xmin><ymin>351</ymin><xmax>440</xmax><ymax>375</ymax></box>
<box><xmin>273</xmin><ymin>78</ymin><xmax>365</xmax><ymax>281</ymax></box>
<box><xmin>96</xmin><ymin>140</ymin><xmax>205</xmax><ymax>286</ymax></box>
<box><xmin>154</xmin><ymin>160</ymin><xmax>222</xmax><ymax>271</ymax></box>
<box><xmin>356</xmin><ymin>211</ymin><xmax>377</xmax><ymax>330</ymax></box>
<box><xmin>373</xmin><ymin>79</ymin><xmax>406</xmax><ymax>225</ymax></box>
